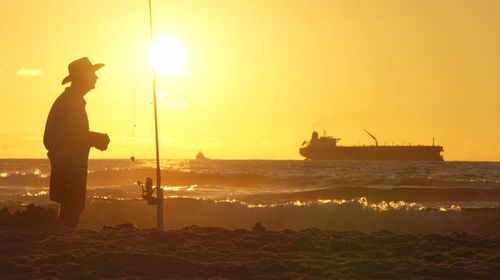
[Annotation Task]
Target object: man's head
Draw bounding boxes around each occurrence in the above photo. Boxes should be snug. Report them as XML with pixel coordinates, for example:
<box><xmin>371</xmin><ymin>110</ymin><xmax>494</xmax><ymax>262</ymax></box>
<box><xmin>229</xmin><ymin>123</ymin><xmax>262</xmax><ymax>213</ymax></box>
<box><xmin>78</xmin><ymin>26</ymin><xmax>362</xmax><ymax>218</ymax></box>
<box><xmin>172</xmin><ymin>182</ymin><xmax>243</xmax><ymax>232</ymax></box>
<box><xmin>62</xmin><ymin>57</ymin><xmax>104</xmax><ymax>93</ymax></box>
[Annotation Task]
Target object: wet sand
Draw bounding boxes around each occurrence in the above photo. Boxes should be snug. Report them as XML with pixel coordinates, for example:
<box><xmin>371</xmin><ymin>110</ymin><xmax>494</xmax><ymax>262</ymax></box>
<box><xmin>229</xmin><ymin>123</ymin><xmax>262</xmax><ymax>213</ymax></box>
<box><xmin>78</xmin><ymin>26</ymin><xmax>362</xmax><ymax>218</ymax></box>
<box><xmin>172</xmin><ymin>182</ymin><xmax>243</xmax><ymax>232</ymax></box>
<box><xmin>0</xmin><ymin>205</ymin><xmax>499</xmax><ymax>279</ymax></box>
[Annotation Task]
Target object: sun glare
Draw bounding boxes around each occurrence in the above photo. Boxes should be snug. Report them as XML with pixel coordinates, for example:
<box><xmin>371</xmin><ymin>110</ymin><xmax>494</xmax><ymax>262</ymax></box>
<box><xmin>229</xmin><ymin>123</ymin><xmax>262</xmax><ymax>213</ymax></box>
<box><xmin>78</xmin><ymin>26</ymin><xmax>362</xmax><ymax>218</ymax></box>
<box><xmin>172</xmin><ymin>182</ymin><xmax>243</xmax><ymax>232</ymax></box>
<box><xmin>148</xmin><ymin>36</ymin><xmax>188</xmax><ymax>76</ymax></box>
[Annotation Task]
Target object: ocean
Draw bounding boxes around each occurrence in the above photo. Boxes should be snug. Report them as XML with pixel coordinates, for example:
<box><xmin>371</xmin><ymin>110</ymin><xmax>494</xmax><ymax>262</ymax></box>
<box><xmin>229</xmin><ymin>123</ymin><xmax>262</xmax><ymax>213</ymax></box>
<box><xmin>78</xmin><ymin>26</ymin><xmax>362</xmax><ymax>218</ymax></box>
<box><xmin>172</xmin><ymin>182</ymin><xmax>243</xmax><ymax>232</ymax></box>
<box><xmin>1</xmin><ymin>159</ymin><xmax>500</xmax><ymax>233</ymax></box>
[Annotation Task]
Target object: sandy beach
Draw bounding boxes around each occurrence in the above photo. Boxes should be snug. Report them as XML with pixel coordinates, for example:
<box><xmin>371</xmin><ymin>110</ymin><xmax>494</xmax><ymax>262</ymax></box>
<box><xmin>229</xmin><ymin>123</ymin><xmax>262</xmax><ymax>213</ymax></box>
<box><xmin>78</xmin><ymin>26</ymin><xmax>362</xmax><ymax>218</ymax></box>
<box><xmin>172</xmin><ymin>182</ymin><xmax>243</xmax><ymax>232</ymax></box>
<box><xmin>0</xmin><ymin>204</ymin><xmax>498</xmax><ymax>279</ymax></box>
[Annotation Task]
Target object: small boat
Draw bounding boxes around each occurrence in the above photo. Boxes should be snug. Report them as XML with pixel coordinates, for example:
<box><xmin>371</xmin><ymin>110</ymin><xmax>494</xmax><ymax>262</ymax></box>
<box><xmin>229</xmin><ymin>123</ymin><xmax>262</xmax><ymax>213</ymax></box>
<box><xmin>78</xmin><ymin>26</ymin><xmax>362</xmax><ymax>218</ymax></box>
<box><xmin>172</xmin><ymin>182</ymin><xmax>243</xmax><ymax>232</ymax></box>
<box><xmin>196</xmin><ymin>151</ymin><xmax>210</xmax><ymax>160</ymax></box>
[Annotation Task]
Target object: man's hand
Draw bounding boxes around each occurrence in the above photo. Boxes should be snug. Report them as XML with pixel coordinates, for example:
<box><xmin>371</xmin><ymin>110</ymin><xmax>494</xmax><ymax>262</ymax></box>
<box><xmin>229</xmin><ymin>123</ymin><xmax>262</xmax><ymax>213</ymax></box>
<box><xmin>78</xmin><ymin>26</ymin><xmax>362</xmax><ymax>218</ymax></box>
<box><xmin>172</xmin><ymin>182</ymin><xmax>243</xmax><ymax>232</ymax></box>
<box><xmin>97</xmin><ymin>134</ymin><xmax>110</xmax><ymax>151</ymax></box>
<box><xmin>90</xmin><ymin>132</ymin><xmax>110</xmax><ymax>151</ymax></box>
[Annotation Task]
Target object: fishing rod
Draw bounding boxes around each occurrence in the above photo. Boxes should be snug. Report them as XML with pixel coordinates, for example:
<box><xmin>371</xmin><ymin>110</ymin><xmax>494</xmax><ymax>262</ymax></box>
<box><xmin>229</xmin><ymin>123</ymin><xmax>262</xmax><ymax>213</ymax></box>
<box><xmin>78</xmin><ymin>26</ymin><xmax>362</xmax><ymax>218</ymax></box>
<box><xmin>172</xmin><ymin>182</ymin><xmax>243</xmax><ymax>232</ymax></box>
<box><xmin>143</xmin><ymin>0</ymin><xmax>164</xmax><ymax>230</ymax></box>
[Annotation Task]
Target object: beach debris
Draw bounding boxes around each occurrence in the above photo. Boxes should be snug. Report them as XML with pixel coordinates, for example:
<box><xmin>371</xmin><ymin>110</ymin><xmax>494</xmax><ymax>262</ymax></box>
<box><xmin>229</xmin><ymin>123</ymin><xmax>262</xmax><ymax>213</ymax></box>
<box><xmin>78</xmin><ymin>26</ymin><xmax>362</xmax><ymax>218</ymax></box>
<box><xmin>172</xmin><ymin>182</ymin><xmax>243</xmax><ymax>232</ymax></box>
<box><xmin>252</xmin><ymin>222</ymin><xmax>266</xmax><ymax>233</ymax></box>
<box><xmin>0</xmin><ymin>204</ymin><xmax>59</xmax><ymax>227</ymax></box>
<box><xmin>103</xmin><ymin>223</ymin><xmax>138</xmax><ymax>231</ymax></box>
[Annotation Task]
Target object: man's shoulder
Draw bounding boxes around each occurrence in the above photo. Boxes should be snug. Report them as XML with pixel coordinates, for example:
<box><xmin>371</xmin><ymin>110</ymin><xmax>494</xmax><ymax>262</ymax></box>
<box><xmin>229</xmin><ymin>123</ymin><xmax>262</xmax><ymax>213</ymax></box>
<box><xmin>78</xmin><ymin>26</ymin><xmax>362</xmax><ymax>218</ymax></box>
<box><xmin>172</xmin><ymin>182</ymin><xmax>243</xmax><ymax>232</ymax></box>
<box><xmin>52</xmin><ymin>88</ymin><xmax>85</xmax><ymax>108</ymax></box>
<box><xmin>52</xmin><ymin>89</ymin><xmax>69</xmax><ymax>105</ymax></box>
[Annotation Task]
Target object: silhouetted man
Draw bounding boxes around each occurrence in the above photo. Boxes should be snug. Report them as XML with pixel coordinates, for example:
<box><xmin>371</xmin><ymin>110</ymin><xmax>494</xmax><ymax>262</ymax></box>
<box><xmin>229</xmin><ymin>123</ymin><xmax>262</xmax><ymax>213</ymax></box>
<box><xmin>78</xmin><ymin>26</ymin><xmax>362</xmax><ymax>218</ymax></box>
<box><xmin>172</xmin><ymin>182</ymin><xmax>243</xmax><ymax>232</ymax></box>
<box><xmin>44</xmin><ymin>57</ymin><xmax>110</xmax><ymax>227</ymax></box>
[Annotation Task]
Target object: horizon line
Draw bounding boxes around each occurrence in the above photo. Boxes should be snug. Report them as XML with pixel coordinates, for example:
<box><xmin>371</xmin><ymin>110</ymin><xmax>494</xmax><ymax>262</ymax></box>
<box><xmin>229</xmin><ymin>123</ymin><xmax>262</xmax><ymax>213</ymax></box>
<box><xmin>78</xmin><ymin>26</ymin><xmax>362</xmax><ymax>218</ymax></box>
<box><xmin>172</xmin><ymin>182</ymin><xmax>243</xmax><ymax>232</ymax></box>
<box><xmin>0</xmin><ymin>158</ymin><xmax>499</xmax><ymax>163</ymax></box>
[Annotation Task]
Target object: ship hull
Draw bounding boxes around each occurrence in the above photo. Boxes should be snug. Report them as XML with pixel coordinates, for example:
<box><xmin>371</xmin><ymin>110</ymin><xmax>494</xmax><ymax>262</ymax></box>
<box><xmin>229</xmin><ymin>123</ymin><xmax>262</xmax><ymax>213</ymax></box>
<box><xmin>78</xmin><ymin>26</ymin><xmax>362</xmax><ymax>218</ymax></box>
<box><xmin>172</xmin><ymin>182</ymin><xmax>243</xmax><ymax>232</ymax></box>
<box><xmin>300</xmin><ymin>145</ymin><xmax>444</xmax><ymax>161</ymax></box>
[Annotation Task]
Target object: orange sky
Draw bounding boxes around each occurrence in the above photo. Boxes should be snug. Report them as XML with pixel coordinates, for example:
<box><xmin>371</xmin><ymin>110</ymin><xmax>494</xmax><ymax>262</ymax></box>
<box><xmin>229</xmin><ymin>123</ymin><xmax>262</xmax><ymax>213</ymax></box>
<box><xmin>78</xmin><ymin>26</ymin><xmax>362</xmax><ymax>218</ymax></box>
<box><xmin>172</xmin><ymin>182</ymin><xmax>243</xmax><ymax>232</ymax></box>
<box><xmin>1</xmin><ymin>0</ymin><xmax>499</xmax><ymax>160</ymax></box>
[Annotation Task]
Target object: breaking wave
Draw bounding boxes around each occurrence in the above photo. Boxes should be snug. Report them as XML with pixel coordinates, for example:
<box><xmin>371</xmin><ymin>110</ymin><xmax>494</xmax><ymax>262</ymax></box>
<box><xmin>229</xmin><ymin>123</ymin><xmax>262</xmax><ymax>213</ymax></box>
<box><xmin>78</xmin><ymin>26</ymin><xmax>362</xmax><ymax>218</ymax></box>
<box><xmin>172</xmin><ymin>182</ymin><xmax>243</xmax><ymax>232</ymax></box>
<box><xmin>4</xmin><ymin>196</ymin><xmax>498</xmax><ymax>235</ymax></box>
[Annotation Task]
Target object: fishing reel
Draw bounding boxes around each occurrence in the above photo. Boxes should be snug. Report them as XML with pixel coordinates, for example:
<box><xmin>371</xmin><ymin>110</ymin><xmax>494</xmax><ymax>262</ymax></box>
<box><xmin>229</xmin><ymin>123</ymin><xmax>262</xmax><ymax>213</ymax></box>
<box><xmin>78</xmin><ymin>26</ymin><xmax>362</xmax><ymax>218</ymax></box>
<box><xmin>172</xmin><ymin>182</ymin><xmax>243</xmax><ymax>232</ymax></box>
<box><xmin>137</xmin><ymin>177</ymin><xmax>158</xmax><ymax>205</ymax></box>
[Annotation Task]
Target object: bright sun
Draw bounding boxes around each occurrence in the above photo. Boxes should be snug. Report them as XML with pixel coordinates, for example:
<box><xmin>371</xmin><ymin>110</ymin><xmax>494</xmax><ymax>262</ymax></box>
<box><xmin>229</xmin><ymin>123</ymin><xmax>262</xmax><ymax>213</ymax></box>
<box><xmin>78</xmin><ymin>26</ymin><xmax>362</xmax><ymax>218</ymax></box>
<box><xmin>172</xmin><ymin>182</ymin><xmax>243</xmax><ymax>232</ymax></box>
<box><xmin>149</xmin><ymin>36</ymin><xmax>187</xmax><ymax>76</ymax></box>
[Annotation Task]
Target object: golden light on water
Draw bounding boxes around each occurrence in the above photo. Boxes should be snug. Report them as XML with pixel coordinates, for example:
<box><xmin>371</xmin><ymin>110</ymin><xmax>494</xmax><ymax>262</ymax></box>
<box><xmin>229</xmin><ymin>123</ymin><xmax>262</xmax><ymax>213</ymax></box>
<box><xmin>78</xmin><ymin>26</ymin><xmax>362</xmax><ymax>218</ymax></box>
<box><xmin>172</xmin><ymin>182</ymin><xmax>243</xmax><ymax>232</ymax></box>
<box><xmin>161</xmin><ymin>185</ymin><xmax>197</xmax><ymax>192</ymax></box>
<box><xmin>25</xmin><ymin>191</ymin><xmax>48</xmax><ymax>197</ymax></box>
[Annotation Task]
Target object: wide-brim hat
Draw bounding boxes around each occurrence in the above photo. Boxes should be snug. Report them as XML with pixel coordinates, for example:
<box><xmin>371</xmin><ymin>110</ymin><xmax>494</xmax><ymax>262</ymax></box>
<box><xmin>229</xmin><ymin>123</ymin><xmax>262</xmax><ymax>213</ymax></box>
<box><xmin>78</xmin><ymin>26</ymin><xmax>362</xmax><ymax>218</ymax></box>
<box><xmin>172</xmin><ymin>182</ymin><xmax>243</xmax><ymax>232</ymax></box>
<box><xmin>62</xmin><ymin>57</ymin><xmax>104</xmax><ymax>85</ymax></box>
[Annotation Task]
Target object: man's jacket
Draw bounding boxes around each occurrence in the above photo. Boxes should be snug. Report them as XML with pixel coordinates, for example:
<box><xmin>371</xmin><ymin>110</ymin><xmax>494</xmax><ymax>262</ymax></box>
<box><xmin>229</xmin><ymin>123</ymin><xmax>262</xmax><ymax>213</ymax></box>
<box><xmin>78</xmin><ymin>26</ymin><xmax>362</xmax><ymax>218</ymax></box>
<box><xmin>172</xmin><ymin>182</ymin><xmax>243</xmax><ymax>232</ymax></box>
<box><xmin>44</xmin><ymin>87</ymin><xmax>95</xmax><ymax>165</ymax></box>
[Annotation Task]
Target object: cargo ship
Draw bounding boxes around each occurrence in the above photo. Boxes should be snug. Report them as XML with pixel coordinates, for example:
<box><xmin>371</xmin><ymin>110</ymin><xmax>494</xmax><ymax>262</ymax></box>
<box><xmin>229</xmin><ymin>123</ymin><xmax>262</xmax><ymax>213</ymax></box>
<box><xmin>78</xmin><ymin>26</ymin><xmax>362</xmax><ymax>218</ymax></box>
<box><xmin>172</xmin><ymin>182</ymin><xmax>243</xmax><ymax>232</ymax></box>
<box><xmin>300</xmin><ymin>131</ymin><xmax>444</xmax><ymax>161</ymax></box>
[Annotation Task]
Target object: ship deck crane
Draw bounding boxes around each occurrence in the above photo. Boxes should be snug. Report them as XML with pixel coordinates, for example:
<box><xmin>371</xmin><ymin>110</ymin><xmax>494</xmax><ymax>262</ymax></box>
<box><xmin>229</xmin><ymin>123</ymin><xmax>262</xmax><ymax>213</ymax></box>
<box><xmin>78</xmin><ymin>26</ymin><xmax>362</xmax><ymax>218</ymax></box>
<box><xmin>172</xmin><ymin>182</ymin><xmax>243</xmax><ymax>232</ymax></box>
<box><xmin>364</xmin><ymin>129</ymin><xmax>378</xmax><ymax>146</ymax></box>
